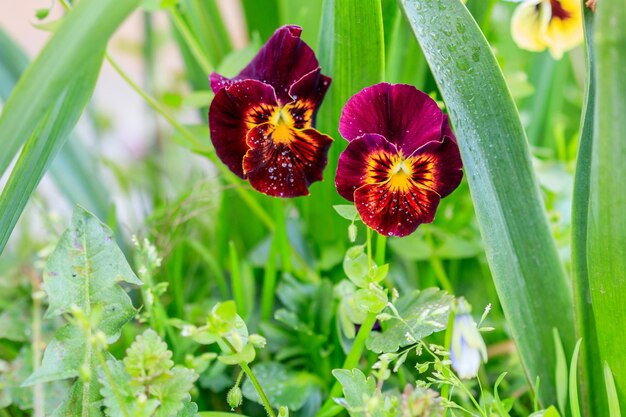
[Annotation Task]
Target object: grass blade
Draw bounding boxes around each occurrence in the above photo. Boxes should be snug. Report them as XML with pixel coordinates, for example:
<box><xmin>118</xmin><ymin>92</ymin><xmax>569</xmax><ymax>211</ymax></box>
<box><xmin>0</xmin><ymin>54</ymin><xmax>104</xmax><ymax>254</ymax></box>
<box><xmin>571</xmin><ymin>3</ymin><xmax>606</xmax><ymax>416</ymax></box>
<box><xmin>588</xmin><ymin>0</ymin><xmax>626</xmax><ymax>412</ymax></box>
<box><xmin>399</xmin><ymin>0</ymin><xmax>574</xmax><ymax>406</ymax></box>
<box><xmin>0</xmin><ymin>0</ymin><xmax>140</xmax><ymax>178</ymax></box>
<box><xmin>605</xmin><ymin>363</ymin><xmax>622</xmax><ymax>417</ymax></box>
<box><xmin>569</xmin><ymin>339</ymin><xmax>582</xmax><ymax>417</ymax></box>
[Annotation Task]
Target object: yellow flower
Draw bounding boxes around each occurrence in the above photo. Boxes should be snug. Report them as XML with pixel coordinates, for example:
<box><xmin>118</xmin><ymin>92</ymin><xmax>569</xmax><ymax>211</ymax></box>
<box><xmin>511</xmin><ymin>0</ymin><xmax>583</xmax><ymax>59</ymax></box>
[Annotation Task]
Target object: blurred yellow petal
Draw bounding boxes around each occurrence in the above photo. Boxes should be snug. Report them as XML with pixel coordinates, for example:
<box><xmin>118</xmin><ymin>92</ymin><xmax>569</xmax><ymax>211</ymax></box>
<box><xmin>545</xmin><ymin>0</ymin><xmax>584</xmax><ymax>59</ymax></box>
<box><xmin>511</xmin><ymin>0</ymin><xmax>551</xmax><ymax>52</ymax></box>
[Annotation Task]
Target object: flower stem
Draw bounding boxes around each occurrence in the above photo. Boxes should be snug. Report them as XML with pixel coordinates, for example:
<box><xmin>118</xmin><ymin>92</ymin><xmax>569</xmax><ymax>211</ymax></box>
<box><xmin>105</xmin><ymin>53</ymin><xmax>275</xmax><ymax>231</ymax></box>
<box><xmin>260</xmin><ymin>228</ymin><xmax>279</xmax><ymax>321</ymax></box>
<box><xmin>425</xmin><ymin>228</ymin><xmax>454</xmax><ymax>293</ymax></box>
<box><xmin>275</xmin><ymin>199</ymin><xmax>292</xmax><ymax>274</ymax></box>
<box><xmin>168</xmin><ymin>7</ymin><xmax>213</xmax><ymax>74</ymax></box>
<box><xmin>375</xmin><ymin>234</ymin><xmax>386</xmax><ymax>266</ymax></box>
<box><xmin>220</xmin><ymin>337</ymin><xmax>276</xmax><ymax>417</ymax></box>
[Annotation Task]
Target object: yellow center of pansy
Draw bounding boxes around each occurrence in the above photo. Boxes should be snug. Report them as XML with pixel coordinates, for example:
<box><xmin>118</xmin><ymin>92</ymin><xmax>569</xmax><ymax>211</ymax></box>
<box><xmin>364</xmin><ymin>150</ymin><xmax>438</xmax><ymax>194</ymax></box>
<box><xmin>246</xmin><ymin>101</ymin><xmax>315</xmax><ymax>145</ymax></box>
<box><xmin>271</xmin><ymin>108</ymin><xmax>296</xmax><ymax>144</ymax></box>
<box><xmin>388</xmin><ymin>160</ymin><xmax>414</xmax><ymax>191</ymax></box>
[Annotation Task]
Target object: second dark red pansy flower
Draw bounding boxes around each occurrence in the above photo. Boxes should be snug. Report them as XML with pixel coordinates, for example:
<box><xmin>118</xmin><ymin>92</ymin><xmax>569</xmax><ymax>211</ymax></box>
<box><xmin>209</xmin><ymin>25</ymin><xmax>333</xmax><ymax>197</ymax></box>
<box><xmin>336</xmin><ymin>83</ymin><xmax>463</xmax><ymax>237</ymax></box>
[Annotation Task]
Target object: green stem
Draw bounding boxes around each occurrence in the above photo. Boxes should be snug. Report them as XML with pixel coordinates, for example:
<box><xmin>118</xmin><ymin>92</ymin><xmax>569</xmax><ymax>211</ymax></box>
<box><xmin>441</xmin><ymin>310</ymin><xmax>455</xmax><ymax>417</ymax></box>
<box><xmin>318</xmin><ymin>312</ymin><xmax>378</xmax><ymax>416</ymax></box>
<box><xmin>168</xmin><ymin>7</ymin><xmax>213</xmax><ymax>74</ymax></box>
<box><xmin>228</xmin><ymin>241</ymin><xmax>246</xmax><ymax>317</ymax></box>
<box><xmin>375</xmin><ymin>234</ymin><xmax>386</xmax><ymax>266</ymax></box>
<box><xmin>220</xmin><ymin>338</ymin><xmax>276</xmax><ymax>417</ymax></box>
<box><xmin>274</xmin><ymin>199</ymin><xmax>292</xmax><ymax>274</ymax></box>
<box><xmin>105</xmin><ymin>53</ymin><xmax>275</xmax><ymax>231</ymax></box>
<box><xmin>260</xmin><ymin>230</ymin><xmax>279</xmax><ymax>321</ymax></box>
<box><xmin>366</xmin><ymin>228</ymin><xmax>373</xmax><ymax>269</ymax></box>
<box><xmin>32</xmin><ymin>288</ymin><xmax>44</xmax><ymax>417</ymax></box>
<box><xmin>425</xmin><ymin>229</ymin><xmax>454</xmax><ymax>293</ymax></box>
<box><xmin>94</xmin><ymin>348</ymin><xmax>131</xmax><ymax>417</ymax></box>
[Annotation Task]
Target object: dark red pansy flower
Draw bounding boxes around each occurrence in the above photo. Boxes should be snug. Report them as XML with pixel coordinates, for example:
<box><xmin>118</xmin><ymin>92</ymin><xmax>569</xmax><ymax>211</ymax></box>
<box><xmin>208</xmin><ymin>25</ymin><xmax>333</xmax><ymax>197</ymax></box>
<box><xmin>335</xmin><ymin>83</ymin><xmax>463</xmax><ymax>237</ymax></box>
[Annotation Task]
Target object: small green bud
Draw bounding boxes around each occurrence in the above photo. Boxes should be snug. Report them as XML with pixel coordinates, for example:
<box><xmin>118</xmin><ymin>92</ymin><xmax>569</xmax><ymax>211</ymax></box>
<box><xmin>248</xmin><ymin>334</ymin><xmax>266</xmax><ymax>348</ymax></box>
<box><xmin>35</xmin><ymin>8</ymin><xmax>49</xmax><ymax>20</ymax></box>
<box><xmin>278</xmin><ymin>406</ymin><xmax>290</xmax><ymax>417</ymax></box>
<box><xmin>348</xmin><ymin>223</ymin><xmax>357</xmax><ymax>242</ymax></box>
<box><xmin>227</xmin><ymin>386</ymin><xmax>243</xmax><ymax>409</ymax></box>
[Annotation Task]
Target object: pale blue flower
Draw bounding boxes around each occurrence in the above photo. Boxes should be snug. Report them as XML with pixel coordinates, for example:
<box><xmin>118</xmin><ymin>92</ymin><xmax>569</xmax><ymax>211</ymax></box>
<box><xmin>450</xmin><ymin>311</ymin><xmax>487</xmax><ymax>379</ymax></box>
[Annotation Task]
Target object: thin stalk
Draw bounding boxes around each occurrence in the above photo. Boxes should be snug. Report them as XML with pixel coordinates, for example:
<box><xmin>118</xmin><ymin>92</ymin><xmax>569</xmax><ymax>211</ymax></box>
<box><xmin>441</xmin><ymin>310</ymin><xmax>455</xmax><ymax>416</ymax></box>
<box><xmin>366</xmin><ymin>228</ymin><xmax>373</xmax><ymax>269</ymax></box>
<box><xmin>375</xmin><ymin>234</ymin><xmax>386</xmax><ymax>266</ymax></box>
<box><xmin>229</xmin><ymin>241</ymin><xmax>246</xmax><ymax>317</ymax></box>
<box><xmin>275</xmin><ymin>199</ymin><xmax>292</xmax><ymax>274</ymax></box>
<box><xmin>94</xmin><ymin>348</ymin><xmax>131</xmax><ymax>417</ymax></box>
<box><xmin>31</xmin><ymin>286</ymin><xmax>44</xmax><ymax>417</ymax></box>
<box><xmin>168</xmin><ymin>7</ymin><xmax>213</xmax><ymax>74</ymax></box>
<box><xmin>425</xmin><ymin>229</ymin><xmax>453</xmax><ymax>293</ymax></box>
<box><xmin>105</xmin><ymin>53</ymin><xmax>275</xmax><ymax>230</ymax></box>
<box><xmin>220</xmin><ymin>337</ymin><xmax>276</xmax><ymax>417</ymax></box>
<box><xmin>260</xmin><ymin>231</ymin><xmax>279</xmax><ymax>321</ymax></box>
<box><xmin>318</xmin><ymin>312</ymin><xmax>378</xmax><ymax>416</ymax></box>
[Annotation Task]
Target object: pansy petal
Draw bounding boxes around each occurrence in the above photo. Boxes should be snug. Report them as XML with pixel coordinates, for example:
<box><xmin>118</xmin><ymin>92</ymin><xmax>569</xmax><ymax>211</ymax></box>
<box><xmin>209</xmin><ymin>73</ymin><xmax>234</xmax><ymax>94</ymax></box>
<box><xmin>208</xmin><ymin>80</ymin><xmax>279</xmax><ymax>177</ymax></box>
<box><xmin>288</xmin><ymin>68</ymin><xmax>332</xmax><ymax>125</ymax></box>
<box><xmin>511</xmin><ymin>0</ymin><xmax>551</xmax><ymax>52</ymax></box>
<box><xmin>411</xmin><ymin>137</ymin><xmax>463</xmax><ymax>198</ymax></box>
<box><xmin>354</xmin><ymin>182</ymin><xmax>440</xmax><ymax>237</ymax></box>
<box><xmin>338</xmin><ymin>83</ymin><xmax>443</xmax><ymax>155</ymax></box>
<box><xmin>441</xmin><ymin>115</ymin><xmax>456</xmax><ymax>143</ymax></box>
<box><xmin>335</xmin><ymin>134</ymin><xmax>396</xmax><ymax>202</ymax></box>
<box><xmin>243</xmin><ymin>123</ymin><xmax>333</xmax><ymax>197</ymax></box>
<box><xmin>545</xmin><ymin>0</ymin><xmax>583</xmax><ymax>59</ymax></box>
<box><xmin>212</xmin><ymin>25</ymin><xmax>321</xmax><ymax>105</ymax></box>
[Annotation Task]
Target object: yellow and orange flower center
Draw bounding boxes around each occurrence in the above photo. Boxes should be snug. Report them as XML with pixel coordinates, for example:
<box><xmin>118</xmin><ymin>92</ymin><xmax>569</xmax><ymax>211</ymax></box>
<box><xmin>245</xmin><ymin>101</ymin><xmax>315</xmax><ymax>145</ymax></box>
<box><xmin>364</xmin><ymin>150</ymin><xmax>439</xmax><ymax>195</ymax></box>
<box><xmin>549</xmin><ymin>0</ymin><xmax>571</xmax><ymax>20</ymax></box>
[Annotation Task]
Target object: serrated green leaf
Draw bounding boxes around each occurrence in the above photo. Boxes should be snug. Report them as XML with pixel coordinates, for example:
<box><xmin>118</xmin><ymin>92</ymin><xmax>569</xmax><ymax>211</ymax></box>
<box><xmin>367</xmin><ymin>288</ymin><xmax>453</xmax><ymax>353</ymax></box>
<box><xmin>332</xmin><ymin>369</ymin><xmax>380</xmax><ymax>417</ymax></box>
<box><xmin>124</xmin><ymin>329</ymin><xmax>174</xmax><ymax>386</ymax></box>
<box><xmin>400</xmin><ymin>0</ymin><xmax>575</xmax><ymax>405</ymax></box>
<box><xmin>98</xmin><ymin>360</ymin><xmax>159</xmax><ymax>417</ymax></box>
<box><xmin>241</xmin><ymin>362</ymin><xmax>316</xmax><ymax>411</ymax></box>
<box><xmin>176</xmin><ymin>402</ymin><xmax>199</xmax><ymax>417</ymax></box>
<box><xmin>152</xmin><ymin>367</ymin><xmax>198</xmax><ymax>417</ymax></box>
<box><xmin>24</xmin><ymin>206</ymin><xmax>140</xmax><ymax>387</ymax></box>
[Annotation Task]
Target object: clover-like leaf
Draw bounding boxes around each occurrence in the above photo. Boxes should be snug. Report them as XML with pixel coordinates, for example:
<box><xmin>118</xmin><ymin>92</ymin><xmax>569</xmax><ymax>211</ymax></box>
<box><xmin>366</xmin><ymin>288</ymin><xmax>454</xmax><ymax>353</ymax></box>
<box><xmin>242</xmin><ymin>362</ymin><xmax>318</xmax><ymax>411</ymax></box>
<box><xmin>332</xmin><ymin>369</ymin><xmax>381</xmax><ymax>417</ymax></box>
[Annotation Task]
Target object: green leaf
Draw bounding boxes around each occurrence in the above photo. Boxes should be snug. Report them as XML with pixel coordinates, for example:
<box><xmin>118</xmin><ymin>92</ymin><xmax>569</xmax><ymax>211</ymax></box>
<box><xmin>588</xmin><ymin>0</ymin><xmax>626</xmax><ymax>413</ymax></box>
<box><xmin>571</xmin><ymin>4</ymin><xmax>606</xmax><ymax>416</ymax></box>
<box><xmin>124</xmin><ymin>329</ymin><xmax>174</xmax><ymax>385</ymax></box>
<box><xmin>366</xmin><ymin>288</ymin><xmax>453</xmax><ymax>353</ymax></box>
<box><xmin>400</xmin><ymin>0</ymin><xmax>575</xmax><ymax>405</ymax></box>
<box><xmin>569</xmin><ymin>339</ymin><xmax>583</xmax><ymax>417</ymax></box>
<box><xmin>0</xmin><ymin>0</ymin><xmax>140</xmax><ymax>178</ymax></box>
<box><xmin>98</xmin><ymin>359</ymin><xmax>160</xmax><ymax>417</ymax></box>
<box><xmin>241</xmin><ymin>362</ymin><xmax>316</xmax><ymax>411</ymax></box>
<box><xmin>605</xmin><ymin>363</ymin><xmax>622</xmax><ymax>417</ymax></box>
<box><xmin>152</xmin><ymin>367</ymin><xmax>198</xmax><ymax>417</ymax></box>
<box><xmin>332</xmin><ymin>369</ymin><xmax>380</xmax><ymax>417</ymax></box>
<box><xmin>333</xmin><ymin>205</ymin><xmax>359</xmax><ymax>221</ymax></box>
<box><xmin>553</xmin><ymin>329</ymin><xmax>567</xmax><ymax>416</ymax></box>
<box><xmin>23</xmin><ymin>206</ymin><xmax>140</xmax><ymax>386</ymax></box>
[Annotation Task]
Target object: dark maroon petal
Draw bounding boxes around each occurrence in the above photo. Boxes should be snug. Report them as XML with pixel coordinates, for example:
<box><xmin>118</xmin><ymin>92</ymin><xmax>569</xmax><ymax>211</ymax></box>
<box><xmin>208</xmin><ymin>79</ymin><xmax>279</xmax><ymax>177</ymax></box>
<box><xmin>335</xmin><ymin>134</ymin><xmax>396</xmax><ymax>201</ymax></box>
<box><xmin>288</xmin><ymin>68</ymin><xmax>331</xmax><ymax>125</ymax></box>
<box><xmin>441</xmin><ymin>114</ymin><xmax>457</xmax><ymax>143</ymax></box>
<box><xmin>210</xmin><ymin>73</ymin><xmax>233</xmax><ymax>94</ymax></box>
<box><xmin>354</xmin><ymin>182</ymin><xmax>440</xmax><ymax>237</ymax></box>
<box><xmin>243</xmin><ymin>123</ymin><xmax>333</xmax><ymax>197</ymax></box>
<box><xmin>211</xmin><ymin>25</ymin><xmax>322</xmax><ymax>105</ymax></box>
<box><xmin>410</xmin><ymin>137</ymin><xmax>463</xmax><ymax>198</ymax></box>
<box><xmin>339</xmin><ymin>83</ymin><xmax>443</xmax><ymax>155</ymax></box>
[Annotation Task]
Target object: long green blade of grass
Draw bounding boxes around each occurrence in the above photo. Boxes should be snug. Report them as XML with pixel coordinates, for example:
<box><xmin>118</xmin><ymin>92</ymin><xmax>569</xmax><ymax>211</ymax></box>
<box><xmin>588</xmin><ymin>0</ymin><xmax>626</xmax><ymax>413</ymax></box>
<box><xmin>0</xmin><ymin>29</ymin><xmax>109</xmax><ymax>221</ymax></box>
<box><xmin>571</xmin><ymin>3</ymin><xmax>606</xmax><ymax>417</ymax></box>
<box><xmin>399</xmin><ymin>0</ymin><xmax>574</xmax><ymax>406</ymax></box>
<box><xmin>0</xmin><ymin>54</ymin><xmax>104</xmax><ymax>255</ymax></box>
<box><xmin>304</xmin><ymin>0</ymin><xmax>385</xmax><ymax>245</ymax></box>
<box><xmin>0</xmin><ymin>0</ymin><xmax>140</xmax><ymax>178</ymax></box>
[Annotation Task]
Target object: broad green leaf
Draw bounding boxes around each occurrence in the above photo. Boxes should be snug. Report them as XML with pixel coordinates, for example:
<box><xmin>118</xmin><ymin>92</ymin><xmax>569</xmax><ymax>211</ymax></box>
<box><xmin>333</xmin><ymin>205</ymin><xmax>359</xmax><ymax>221</ymax></box>
<box><xmin>571</xmin><ymin>4</ymin><xmax>605</xmax><ymax>416</ymax></box>
<box><xmin>0</xmin><ymin>53</ymin><xmax>103</xmax><ymax>255</ymax></box>
<box><xmin>241</xmin><ymin>362</ymin><xmax>317</xmax><ymax>410</ymax></box>
<box><xmin>23</xmin><ymin>206</ymin><xmax>140</xmax><ymax>386</ymax></box>
<box><xmin>0</xmin><ymin>0</ymin><xmax>140</xmax><ymax>178</ymax></box>
<box><xmin>332</xmin><ymin>369</ymin><xmax>380</xmax><ymax>417</ymax></box>
<box><xmin>588</xmin><ymin>0</ymin><xmax>626</xmax><ymax>412</ymax></box>
<box><xmin>400</xmin><ymin>0</ymin><xmax>575</xmax><ymax>405</ymax></box>
<box><xmin>366</xmin><ymin>288</ymin><xmax>453</xmax><ymax>353</ymax></box>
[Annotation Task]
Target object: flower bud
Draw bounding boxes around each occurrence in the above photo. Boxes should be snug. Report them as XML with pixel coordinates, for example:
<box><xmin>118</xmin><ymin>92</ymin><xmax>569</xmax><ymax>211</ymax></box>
<box><xmin>227</xmin><ymin>386</ymin><xmax>243</xmax><ymax>409</ymax></box>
